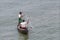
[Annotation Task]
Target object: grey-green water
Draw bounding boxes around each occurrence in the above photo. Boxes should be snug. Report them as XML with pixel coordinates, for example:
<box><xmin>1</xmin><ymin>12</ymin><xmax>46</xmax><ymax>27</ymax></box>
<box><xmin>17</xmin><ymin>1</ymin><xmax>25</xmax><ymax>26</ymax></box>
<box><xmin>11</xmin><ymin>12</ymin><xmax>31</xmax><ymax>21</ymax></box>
<box><xmin>0</xmin><ymin>0</ymin><xmax>60</xmax><ymax>40</ymax></box>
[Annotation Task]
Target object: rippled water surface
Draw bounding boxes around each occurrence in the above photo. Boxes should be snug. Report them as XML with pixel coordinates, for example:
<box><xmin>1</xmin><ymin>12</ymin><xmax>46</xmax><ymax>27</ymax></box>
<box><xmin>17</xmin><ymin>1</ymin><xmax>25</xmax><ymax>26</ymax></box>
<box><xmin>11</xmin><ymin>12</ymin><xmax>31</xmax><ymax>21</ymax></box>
<box><xmin>0</xmin><ymin>0</ymin><xmax>60</xmax><ymax>40</ymax></box>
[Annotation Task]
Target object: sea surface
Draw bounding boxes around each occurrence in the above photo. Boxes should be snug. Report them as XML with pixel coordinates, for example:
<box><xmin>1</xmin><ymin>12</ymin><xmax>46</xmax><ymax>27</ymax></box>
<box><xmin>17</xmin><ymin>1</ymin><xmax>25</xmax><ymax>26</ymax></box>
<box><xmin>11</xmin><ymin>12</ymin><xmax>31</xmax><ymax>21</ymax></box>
<box><xmin>0</xmin><ymin>0</ymin><xmax>60</xmax><ymax>40</ymax></box>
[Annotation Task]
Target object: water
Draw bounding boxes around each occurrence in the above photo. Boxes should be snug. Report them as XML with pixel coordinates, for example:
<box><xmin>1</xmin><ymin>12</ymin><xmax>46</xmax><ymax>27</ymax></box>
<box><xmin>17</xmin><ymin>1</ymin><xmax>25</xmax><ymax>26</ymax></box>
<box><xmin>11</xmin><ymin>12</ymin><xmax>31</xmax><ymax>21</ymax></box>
<box><xmin>0</xmin><ymin>0</ymin><xmax>60</xmax><ymax>40</ymax></box>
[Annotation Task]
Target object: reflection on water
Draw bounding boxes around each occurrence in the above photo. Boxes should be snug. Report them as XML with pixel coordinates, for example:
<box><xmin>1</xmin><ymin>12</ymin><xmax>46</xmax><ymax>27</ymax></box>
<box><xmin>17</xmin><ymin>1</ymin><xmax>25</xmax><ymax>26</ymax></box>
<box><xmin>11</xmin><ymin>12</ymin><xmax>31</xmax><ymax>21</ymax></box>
<box><xmin>18</xmin><ymin>31</ymin><xmax>28</xmax><ymax>40</ymax></box>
